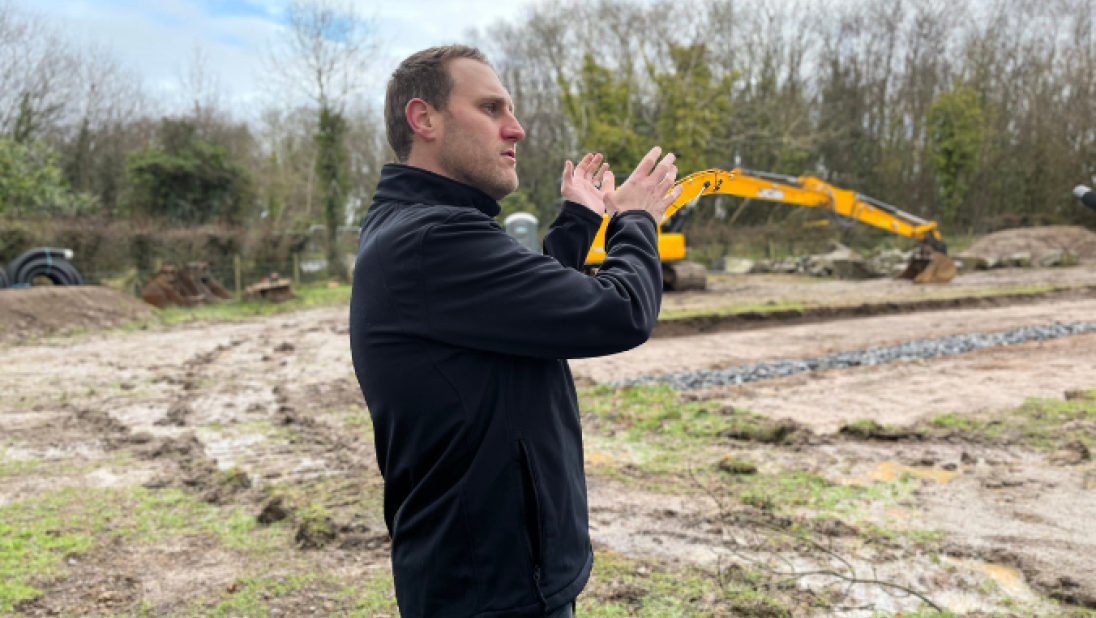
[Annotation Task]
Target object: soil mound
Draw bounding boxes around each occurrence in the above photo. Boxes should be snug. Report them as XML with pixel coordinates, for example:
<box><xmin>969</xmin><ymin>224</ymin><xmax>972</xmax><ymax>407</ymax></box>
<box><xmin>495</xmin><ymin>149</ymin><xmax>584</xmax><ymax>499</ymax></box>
<box><xmin>0</xmin><ymin>286</ymin><xmax>153</xmax><ymax>342</ymax></box>
<box><xmin>966</xmin><ymin>226</ymin><xmax>1096</xmax><ymax>262</ymax></box>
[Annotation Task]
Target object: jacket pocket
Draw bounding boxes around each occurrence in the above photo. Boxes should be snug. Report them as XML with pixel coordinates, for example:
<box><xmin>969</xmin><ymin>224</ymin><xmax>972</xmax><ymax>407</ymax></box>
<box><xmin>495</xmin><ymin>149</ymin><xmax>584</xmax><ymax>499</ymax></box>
<box><xmin>516</xmin><ymin>439</ymin><xmax>547</xmax><ymax>586</ymax></box>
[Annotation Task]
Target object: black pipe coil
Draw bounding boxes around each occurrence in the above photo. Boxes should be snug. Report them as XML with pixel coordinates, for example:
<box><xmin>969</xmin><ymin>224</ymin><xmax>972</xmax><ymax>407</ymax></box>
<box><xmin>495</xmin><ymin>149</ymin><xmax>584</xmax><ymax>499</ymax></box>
<box><xmin>7</xmin><ymin>248</ymin><xmax>84</xmax><ymax>286</ymax></box>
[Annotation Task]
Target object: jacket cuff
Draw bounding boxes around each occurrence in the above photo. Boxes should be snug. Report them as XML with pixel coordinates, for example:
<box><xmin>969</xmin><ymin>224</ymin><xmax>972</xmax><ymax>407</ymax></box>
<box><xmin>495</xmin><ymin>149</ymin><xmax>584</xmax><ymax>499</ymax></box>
<box><xmin>561</xmin><ymin>200</ymin><xmax>607</xmax><ymax>226</ymax></box>
<box><xmin>607</xmin><ymin>210</ymin><xmax>658</xmax><ymax>236</ymax></box>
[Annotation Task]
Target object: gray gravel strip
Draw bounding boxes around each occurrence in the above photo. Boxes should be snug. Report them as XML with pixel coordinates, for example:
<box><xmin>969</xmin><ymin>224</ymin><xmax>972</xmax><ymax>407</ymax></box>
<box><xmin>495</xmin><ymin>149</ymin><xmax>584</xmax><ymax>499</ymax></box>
<box><xmin>612</xmin><ymin>321</ymin><xmax>1096</xmax><ymax>391</ymax></box>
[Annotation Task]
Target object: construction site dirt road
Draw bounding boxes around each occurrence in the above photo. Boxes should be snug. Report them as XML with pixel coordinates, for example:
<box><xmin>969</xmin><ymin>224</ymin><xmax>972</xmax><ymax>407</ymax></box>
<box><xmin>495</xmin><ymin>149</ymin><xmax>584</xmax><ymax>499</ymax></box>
<box><xmin>3</xmin><ymin>272</ymin><xmax>1096</xmax><ymax>616</ymax></box>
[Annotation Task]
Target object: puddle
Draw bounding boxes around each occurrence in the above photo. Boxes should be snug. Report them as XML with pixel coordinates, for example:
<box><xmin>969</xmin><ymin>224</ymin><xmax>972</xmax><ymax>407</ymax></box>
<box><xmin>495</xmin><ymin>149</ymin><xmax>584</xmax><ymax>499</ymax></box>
<box><xmin>840</xmin><ymin>461</ymin><xmax>959</xmax><ymax>486</ymax></box>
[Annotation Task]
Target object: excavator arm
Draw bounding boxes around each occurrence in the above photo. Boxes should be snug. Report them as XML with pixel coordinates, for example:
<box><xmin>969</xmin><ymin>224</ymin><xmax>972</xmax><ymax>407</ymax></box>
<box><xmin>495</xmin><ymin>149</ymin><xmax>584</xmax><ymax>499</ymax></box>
<box><xmin>584</xmin><ymin>168</ymin><xmax>955</xmax><ymax>288</ymax></box>
<box><xmin>663</xmin><ymin>168</ymin><xmax>946</xmax><ymax>250</ymax></box>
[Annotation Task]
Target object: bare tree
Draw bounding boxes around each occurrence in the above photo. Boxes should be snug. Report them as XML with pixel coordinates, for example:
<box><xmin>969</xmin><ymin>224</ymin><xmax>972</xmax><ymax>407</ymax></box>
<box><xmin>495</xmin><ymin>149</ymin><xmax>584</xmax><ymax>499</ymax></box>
<box><xmin>262</xmin><ymin>0</ymin><xmax>380</xmax><ymax>109</ymax></box>
<box><xmin>177</xmin><ymin>45</ymin><xmax>224</xmax><ymax>125</ymax></box>
<box><xmin>0</xmin><ymin>1</ymin><xmax>80</xmax><ymax>141</ymax></box>
<box><xmin>263</xmin><ymin>0</ymin><xmax>381</xmax><ymax>280</ymax></box>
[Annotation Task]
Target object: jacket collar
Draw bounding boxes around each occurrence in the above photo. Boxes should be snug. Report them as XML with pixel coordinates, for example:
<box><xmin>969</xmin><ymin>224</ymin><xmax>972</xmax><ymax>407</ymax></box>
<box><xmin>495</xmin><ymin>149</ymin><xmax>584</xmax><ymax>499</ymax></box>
<box><xmin>373</xmin><ymin>163</ymin><xmax>502</xmax><ymax>218</ymax></box>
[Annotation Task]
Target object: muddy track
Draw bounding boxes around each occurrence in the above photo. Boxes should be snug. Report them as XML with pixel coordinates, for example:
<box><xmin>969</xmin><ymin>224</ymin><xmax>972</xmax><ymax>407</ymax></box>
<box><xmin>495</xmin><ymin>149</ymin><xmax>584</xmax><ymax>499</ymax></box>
<box><xmin>653</xmin><ymin>285</ymin><xmax>1096</xmax><ymax>338</ymax></box>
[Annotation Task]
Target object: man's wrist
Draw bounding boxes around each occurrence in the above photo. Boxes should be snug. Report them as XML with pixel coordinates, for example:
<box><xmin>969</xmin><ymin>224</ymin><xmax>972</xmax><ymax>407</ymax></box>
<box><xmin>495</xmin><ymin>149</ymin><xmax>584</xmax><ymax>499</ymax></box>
<box><xmin>613</xmin><ymin>209</ymin><xmax>657</xmax><ymax>225</ymax></box>
<box><xmin>562</xmin><ymin>200</ymin><xmax>607</xmax><ymax>225</ymax></box>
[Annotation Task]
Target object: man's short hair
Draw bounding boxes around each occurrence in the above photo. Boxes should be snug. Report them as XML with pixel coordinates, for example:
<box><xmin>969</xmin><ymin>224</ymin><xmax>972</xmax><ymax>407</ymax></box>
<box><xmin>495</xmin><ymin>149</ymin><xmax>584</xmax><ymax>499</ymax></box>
<box><xmin>385</xmin><ymin>45</ymin><xmax>491</xmax><ymax>163</ymax></box>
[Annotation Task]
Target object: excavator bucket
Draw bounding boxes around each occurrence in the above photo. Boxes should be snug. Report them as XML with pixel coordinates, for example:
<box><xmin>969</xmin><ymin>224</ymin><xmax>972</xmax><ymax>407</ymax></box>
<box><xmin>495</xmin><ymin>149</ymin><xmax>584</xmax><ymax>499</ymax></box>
<box><xmin>897</xmin><ymin>248</ymin><xmax>956</xmax><ymax>284</ymax></box>
<box><xmin>914</xmin><ymin>252</ymin><xmax>957</xmax><ymax>283</ymax></box>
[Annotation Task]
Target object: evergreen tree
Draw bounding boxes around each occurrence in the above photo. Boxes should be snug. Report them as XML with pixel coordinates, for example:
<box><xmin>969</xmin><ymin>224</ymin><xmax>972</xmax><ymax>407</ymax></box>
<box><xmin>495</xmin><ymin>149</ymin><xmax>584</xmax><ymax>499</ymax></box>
<box><xmin>126</xmin><ymin>119</ymin><xmax>253</xmax><ymax>224</ymax></box>
<box><xmin>650</xmin><ymin>44</ymin><xmax>735</xmax><ymax>175</ymax></box>
<box><xmin>927</xmin><ymin>87</ymin><xmax>985</xmax><ymax>226</ymax></box>
<box><xmin>560</xmin><ymin>55</ymin><xmax>648</xmax><ymax>173</ymax></box>
<box><xmin>315</xmin><ymin>105</ymin><xmax>350</xmax><ymax>280</ymax></box>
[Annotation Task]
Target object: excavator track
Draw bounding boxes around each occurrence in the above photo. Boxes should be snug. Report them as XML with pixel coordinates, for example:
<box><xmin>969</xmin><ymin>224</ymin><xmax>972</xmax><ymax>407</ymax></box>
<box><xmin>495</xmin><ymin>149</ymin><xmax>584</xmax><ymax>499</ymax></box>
<box><xmin>663</xmin><ymin>260</ymin><xmax>707</xmax><ymax>292</ymax></box>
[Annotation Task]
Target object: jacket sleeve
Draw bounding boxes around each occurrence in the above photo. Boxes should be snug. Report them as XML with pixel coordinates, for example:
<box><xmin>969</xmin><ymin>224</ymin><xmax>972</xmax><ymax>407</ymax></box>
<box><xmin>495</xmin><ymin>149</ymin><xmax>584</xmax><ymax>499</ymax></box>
<box><xmin>541</xmin><ymin>200</ymin><xmax>605</xmax><ymax>271</ymax></box>
<box><xmin>413</xmin><ymin>209</ymin><xmax>662</xmax><ymax>360</ymax></box>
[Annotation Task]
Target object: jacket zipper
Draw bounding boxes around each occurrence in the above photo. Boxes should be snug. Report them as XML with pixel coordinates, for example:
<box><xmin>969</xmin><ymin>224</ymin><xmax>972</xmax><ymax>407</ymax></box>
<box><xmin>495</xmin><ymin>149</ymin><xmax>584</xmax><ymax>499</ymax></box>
<box><xmin>518</xmin><ymin>439</ymin><xmax>548</xmax><ymax>610</ymax></box>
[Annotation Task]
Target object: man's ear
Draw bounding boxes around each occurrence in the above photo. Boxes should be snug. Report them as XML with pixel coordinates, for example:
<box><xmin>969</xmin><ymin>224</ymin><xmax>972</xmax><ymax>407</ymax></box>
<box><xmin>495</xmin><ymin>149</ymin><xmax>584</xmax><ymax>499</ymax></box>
<box><xmin>406</xmin><ymin>98</ymin><xmax>440</xmax><ymax>142</ymax></box>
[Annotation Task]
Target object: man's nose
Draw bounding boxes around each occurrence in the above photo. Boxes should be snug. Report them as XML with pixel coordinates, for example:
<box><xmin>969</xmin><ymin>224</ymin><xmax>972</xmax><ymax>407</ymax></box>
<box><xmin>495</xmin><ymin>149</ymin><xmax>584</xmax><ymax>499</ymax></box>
<box><xmin>502</xmin><ymin>116</ymin><xmax>525</xmax><ymax>143</ymax></box>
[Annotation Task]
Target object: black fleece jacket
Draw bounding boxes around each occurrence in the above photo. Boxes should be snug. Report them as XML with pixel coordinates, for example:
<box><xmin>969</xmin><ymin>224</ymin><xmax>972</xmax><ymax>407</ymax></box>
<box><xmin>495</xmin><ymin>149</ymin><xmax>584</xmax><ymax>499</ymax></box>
<box><xmin>349</xmin><ymin>164</ymin><xmax>662</xmax><ymax>618</ymax></box>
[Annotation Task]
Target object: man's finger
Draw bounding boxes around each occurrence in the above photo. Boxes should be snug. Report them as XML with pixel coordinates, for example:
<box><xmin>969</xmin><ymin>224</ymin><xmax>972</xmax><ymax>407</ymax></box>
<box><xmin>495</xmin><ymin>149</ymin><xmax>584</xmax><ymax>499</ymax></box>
<box><xmin>594</xmin><ymin>162</ymin><xmax>609</xmax><ymax>187</ymax></box>
<box><xmin>661</xmin><ymin>183</ymin><xmax>685</xmax><ymax>208</ymax></box>
<box><xmin>658</xmin><ymin>165</ymin><xmax>678</xmax><ymax>188</ymax></box>
<box><xmin>562</xmin><ymin>160</ymin><xmax>574</xmax><ymax>188</ymax></box>
<box><xmin>631</xmin><ymin>146</ymin><xmax>662</xmax><ymax>181</ymax></box>
<box><xmin>577</xmin><ymin>153</ymin><xmax>593</xmax><ymax>178</ymax></box>
<box><xmin>600</xmin><ymin>170</ymin><xmax>616</xmax><ymax>196</ymax></box>
<box><xmin>587</xmin><ymin>154</ymin><xmax>603</xmax><ymax>181</ymax></box>
<box><xmin>653</xmin><ymin>153</ymin><xmax>677</xmax><ymax>184</ymax></box>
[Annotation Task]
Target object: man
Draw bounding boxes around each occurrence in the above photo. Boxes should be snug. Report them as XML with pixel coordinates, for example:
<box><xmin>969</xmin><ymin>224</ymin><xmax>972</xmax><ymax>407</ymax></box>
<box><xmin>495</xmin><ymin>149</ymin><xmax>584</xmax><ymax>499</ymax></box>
<box><xmin>349</xmin><ymin>45</ymin><xmax>682</xmax><ymax>618</ymax></box>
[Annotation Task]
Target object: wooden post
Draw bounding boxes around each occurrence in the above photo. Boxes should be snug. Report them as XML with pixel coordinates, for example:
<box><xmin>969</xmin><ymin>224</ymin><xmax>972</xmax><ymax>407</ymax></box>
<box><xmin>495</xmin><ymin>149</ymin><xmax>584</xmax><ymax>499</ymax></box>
<box><xmin>234</xmin><ymin>255</ymin><xmax>241</xmax><ymax>297</ymax></box>
<box><xmin>293</xmin><ymin>253</ymin><xmax>300</xmax><ymax>288</ymax></box>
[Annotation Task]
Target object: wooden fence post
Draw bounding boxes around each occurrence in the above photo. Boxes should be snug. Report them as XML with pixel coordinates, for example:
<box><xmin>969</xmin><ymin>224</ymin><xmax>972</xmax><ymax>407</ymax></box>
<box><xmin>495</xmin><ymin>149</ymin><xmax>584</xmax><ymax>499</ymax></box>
<box><xmin>293</xmin><ymin>253</ymin><xmax>300</xmax><ymax>288</ymax></box>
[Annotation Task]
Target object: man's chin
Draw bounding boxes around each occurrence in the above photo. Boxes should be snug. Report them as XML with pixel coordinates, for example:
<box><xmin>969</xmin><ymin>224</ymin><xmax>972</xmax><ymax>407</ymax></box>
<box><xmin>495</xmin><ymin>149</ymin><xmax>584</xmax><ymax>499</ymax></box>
<box><xmin>483</xmin><ymin>174</ymin><xmax>519</xmax><ymax>201</ymax></box>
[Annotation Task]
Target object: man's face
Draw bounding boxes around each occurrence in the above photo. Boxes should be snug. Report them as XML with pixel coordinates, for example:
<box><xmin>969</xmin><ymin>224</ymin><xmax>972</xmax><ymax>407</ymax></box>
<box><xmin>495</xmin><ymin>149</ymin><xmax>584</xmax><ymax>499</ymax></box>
<box><xmin>436</xmin><ymin>58</ymin><xmax>525</xmax><ymax>201</ymax></box>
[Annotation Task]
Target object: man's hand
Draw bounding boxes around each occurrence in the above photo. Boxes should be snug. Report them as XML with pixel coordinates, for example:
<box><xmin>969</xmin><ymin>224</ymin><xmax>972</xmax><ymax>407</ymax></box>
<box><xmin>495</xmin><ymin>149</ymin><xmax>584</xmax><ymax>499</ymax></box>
<box><xmin>561</xmin><ymin>153</ymin><xmax>614</xmax><ymax>216</ymax></box>
<box><xmin>604</xmin><ymin>147</ymin><xmax>682</xmax><ymax>220</ymax></box>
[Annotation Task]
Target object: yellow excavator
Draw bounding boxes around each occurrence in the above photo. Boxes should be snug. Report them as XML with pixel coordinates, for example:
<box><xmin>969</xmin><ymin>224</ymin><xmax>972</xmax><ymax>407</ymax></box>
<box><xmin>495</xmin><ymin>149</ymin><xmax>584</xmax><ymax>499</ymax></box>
<box><xmin>583</xmin><ymin>168</ymin><xmax>957</xmax><ymax>290</ymax></box>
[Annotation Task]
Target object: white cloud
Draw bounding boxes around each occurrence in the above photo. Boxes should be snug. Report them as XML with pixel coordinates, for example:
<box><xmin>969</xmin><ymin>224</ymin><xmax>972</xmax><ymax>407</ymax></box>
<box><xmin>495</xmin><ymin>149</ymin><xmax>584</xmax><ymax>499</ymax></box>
<box><xmin>10</xmin><ymin>0</ymin><xmax>538</xmax><ymax>118</ymax></box>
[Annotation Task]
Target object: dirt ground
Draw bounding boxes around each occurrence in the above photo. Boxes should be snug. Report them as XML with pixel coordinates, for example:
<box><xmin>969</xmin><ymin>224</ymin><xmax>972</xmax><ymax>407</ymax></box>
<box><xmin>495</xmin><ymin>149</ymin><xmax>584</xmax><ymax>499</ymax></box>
<box><xmin>663</xmin><ymin>263</ymin><xmax>1096</xmax><ymax>317</ymax></box>
<box><xmin>3</xmin><ymin>275</ymin><xmax>1096</xmax><ymax>616</ymax></box>
<box><xmin>574</xmin><ymin>297</ymin><xmax>1096</xmax><ymax>387</ymax></box>
<box><xmin>0</xmin><ymin>286</ymin><xmax>153</xmax><ymax>343</ymax></box>
<box><xmin>964</xmin><ymin>226</ymin><xmax>1096</xmax><ymax>262</ymax></box>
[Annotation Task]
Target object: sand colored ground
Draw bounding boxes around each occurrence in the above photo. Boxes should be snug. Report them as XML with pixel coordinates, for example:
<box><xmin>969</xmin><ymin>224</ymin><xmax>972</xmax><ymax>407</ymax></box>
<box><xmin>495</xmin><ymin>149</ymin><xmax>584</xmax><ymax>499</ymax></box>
<box><xmin>4</xmin><ymin>282</ymin><xmax>1096</xmax><ymax>614</ymax></box>
<box><xmin>574</xmin><ymin>298</ymin><xmax>1096</xmax><ymax>385</ymax></box>
<box><xmin>661</xmin><ymin>264</ymin><xmax>1096</xmax><ymax>317</ymax></box>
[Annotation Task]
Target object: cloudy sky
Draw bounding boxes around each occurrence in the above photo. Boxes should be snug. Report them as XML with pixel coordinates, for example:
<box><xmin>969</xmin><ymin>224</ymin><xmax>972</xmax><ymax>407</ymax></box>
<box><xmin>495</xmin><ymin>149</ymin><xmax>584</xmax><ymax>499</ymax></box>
<box><xmin>13</xmin><ymin>0</ymin><xmax>537</xmax><ymax>112</ymax></box>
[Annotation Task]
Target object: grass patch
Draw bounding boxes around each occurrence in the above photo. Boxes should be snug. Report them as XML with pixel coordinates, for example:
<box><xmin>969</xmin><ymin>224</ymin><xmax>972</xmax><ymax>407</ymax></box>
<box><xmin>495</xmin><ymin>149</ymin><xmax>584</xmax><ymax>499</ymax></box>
<box><xmin>341</xmin><ymin>573</ymin><xmax>400</xmax><ymax>618</ymax></box>
<box><xmin>128</xmin><ymin>283</ymin><xmax>353</xmax><ymax>329</ymax></box>
<box><xmin>841</xmin><ymin>419</ymin><xmax>885</xmax><ymax>439</ymax></box>
<box><xmin>580</xmin><ymin>546</ymin><xmax>799</xmax><ymax>618</ymax></box>
<box><xmin>659</xmin><ymin>281</ymin><xmax>1091</xmax><ymax>322</ymax></box>
<box><xmin>129</xmin><ymin>487</ymin><xmax>284</xmax><ymax>551</ymax></box>
<box><xmin>921</xmin><ymin>391</ymin><xmax>1096</xmax><ymax>451</ymax></box>
<box><xmin>0</xmin><ymin>451</ymin><xmax>40</xmax><ymax>477</ymax></box>
<box><xmin>928</xmin><ymin>413</ymin><xmax>981</xmax><ymax>432</ymax></box>
<box><xmin>0</xmin><ymin>449</ymin><xmax>131</xmax><ymax>479</ymax></box>
<box><xmin>580</xmin><ymin>385</ymin><xmax>798</xmax><ymax>445</ymax></box>
<box><xmin>721</xmin><ymin>470</ymin><xmax>916</xmax><ymax>521</ymax></box>
<box><xmin>170</xmin><ymin>572</ymin><xmax>398</xmax><ymax>618</ymax></box>
<box><xmin>579</xmin><ymin>386</ymin><xmax>916</xmax><ymax>521</ymax></box>
<box><xmin>0</xmin><ymin>489</ymin><xmax>109</xmax><ymax>612</ymax></box>
<box><xmin>0</xmin><ymin>486</ymin><xmax>290</xmax><ymax>612</ymax></box>
<box><xmin>577</xmin><ymin>385</ymin><xmax>807</xmax><ymax>492</ymax></box>
<box><xmin>181</xmin><ymin>574</ymin><xmax>312</xmax><ymax>618</ymax></box>
<box><xmin>340</xmin><ymin>406</ymin><xmax>374</xmax><ymax>432</ymax></box>
<box><xmin>660</xmin><ymin>301</ymin><xmax>810</xmax><ymax>321</ymax></box>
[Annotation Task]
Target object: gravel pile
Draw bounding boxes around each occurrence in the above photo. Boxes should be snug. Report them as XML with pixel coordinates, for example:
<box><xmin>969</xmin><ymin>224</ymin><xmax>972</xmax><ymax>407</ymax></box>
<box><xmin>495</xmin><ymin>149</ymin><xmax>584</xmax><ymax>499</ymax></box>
<box><xmin>613</xmin><ymin>322</ymin><xmax>1096</xmax><ymax>391</ymax></box>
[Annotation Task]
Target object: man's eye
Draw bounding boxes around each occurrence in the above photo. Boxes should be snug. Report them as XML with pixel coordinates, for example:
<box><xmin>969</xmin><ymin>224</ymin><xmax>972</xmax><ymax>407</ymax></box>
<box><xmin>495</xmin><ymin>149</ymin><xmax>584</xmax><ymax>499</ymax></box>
<box><xmin>484</xmin><ymin>104</ymin><xmax>497</xmax><ymax>113</ymax></box>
